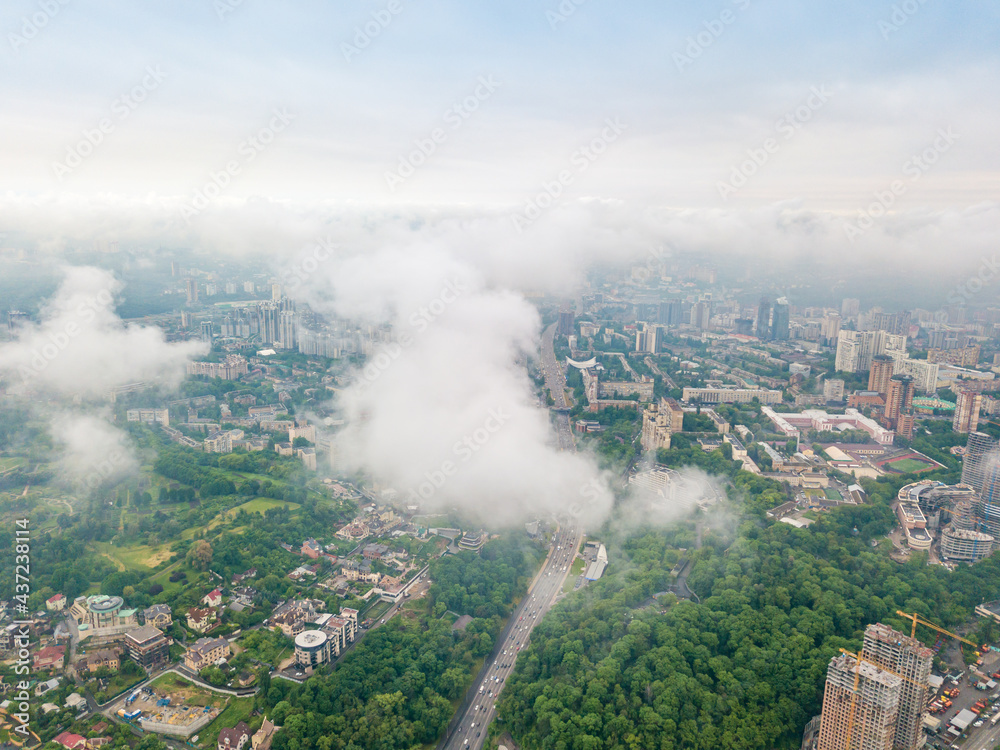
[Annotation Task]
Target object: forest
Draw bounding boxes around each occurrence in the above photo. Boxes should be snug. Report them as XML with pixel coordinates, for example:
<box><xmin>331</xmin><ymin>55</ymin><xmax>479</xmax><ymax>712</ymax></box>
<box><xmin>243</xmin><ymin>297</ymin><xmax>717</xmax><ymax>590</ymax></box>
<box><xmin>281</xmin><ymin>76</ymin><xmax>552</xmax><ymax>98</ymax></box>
<box><xmin>497</xmin><ymin>456</ymin><xmax>990</xmax><ymax>749</ymax></box>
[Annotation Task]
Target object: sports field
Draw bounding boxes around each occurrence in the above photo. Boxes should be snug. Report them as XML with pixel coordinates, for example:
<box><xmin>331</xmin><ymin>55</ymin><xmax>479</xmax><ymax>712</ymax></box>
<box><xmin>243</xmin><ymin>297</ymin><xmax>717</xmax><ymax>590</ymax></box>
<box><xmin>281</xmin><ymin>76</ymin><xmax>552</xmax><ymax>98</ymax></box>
<box><xmin>885</xmin><ymin>456</ymin><xmax>935</xmax><ymax>473</ymax></box>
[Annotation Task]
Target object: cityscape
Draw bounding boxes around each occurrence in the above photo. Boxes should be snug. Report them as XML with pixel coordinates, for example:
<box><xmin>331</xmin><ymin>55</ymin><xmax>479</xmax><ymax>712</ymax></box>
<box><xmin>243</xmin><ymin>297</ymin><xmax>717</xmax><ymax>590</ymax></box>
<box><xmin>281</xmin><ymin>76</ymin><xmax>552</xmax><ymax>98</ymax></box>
<box><xmin>1</xmin><ymin>3</ymin><xmax>1000</xmax><ymax>750</ymax></box>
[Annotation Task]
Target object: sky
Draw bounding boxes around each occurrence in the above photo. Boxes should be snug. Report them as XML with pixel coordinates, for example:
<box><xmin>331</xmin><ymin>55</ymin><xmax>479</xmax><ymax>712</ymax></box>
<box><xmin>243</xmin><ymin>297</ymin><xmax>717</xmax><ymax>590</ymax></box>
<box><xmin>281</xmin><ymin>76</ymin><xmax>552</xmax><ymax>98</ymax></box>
<box><xmin>1</xmin><ymin>0</ymin><xmax>998</xmax><ymax>213</ymax></box>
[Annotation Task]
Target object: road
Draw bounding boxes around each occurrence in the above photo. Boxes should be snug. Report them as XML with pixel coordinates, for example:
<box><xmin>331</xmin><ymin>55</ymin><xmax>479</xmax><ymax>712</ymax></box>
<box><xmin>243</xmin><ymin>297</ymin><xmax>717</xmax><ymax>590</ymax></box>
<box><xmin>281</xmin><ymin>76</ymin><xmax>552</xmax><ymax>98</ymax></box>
<box><xmin>440</xmin><ymin>323</ymin><xmax>581</xmax><ymax>750</ymax></box>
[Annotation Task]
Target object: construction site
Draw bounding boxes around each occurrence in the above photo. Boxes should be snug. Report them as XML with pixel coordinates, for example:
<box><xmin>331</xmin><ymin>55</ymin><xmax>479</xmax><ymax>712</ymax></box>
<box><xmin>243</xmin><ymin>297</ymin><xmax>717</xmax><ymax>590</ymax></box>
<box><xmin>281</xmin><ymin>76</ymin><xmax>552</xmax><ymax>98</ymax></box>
<box><xmin>114</xmin><ymin>679</ymin><xmax>222</xmax><ymax>738</ymax></box>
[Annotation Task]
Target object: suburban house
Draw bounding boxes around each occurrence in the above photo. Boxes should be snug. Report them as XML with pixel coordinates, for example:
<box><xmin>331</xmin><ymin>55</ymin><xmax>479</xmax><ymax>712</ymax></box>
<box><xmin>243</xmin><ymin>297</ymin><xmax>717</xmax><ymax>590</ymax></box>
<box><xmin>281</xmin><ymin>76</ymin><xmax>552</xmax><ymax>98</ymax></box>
<box><xmin>75</xmin><ymin>648</ymin><xmax>120</xmax><ymax>674</ymax></box>
<box><xmin>34</xmin><ymin>645</ymin><xmax>66</xmax><ymax>670</ymax></box>
<box><xmin>143</xmin><ymin>604</ymin><xmax>172</xmax><ymax>629</ymax></box>
<box><xmin>202</xmin><ymin>589</ymin><xmax>223</xmax><ymax>608</ymax></box>
<box><xmin>187</xmin><ymin>607</ymin><xmax>218</xmax><ymax>633</ymax></box>
<box><xmin>218</xmin><ymin>721</ymin><xmax>251</xmax><ymax>750</ymax></box>
<box><xmin>46</xmin><ymin>593</ymin><xmax>67</xmax><ymax>611</ymax></box>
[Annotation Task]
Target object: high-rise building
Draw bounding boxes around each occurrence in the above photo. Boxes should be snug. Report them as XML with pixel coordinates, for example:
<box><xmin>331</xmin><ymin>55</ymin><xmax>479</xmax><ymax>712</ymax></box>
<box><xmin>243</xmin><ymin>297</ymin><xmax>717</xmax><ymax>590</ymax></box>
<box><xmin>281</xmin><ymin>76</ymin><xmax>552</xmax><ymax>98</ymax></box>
<box><xmin>961</xmin><ymin>432</ymin><xmax>998</xmax><ymax>493</ymax></box>
<box><xmin>977</xmin><ymin>460</ymin><xmax>1000</xmax><ymax>537</ymax></box>
<box><xmin>557</xmin><ymin>310</ymin><xmax>575</xmax><ymax>336</ymax></box>
<box><xmin>883</xmin><ymin>375</ymin><xmax>915</xmax><ymax>426</ymax></box>
<box><xmin>868</xmin><ymin>355</ymin><xmax>894</xmax><ymax>396</ymax></box>
<box><xmin>953</xmin><ymin>390</ymin><xmax>982</xmax><ymax>434</ymax></box>
<box><xmin>865</xmin><ymin>311</ymin><xmax>911</xmax><ymax>337</ymax></box>
<box><xmin>185</xmin><ymin>278</ymin><xmax>198</xmax><ymax>304</ymax></box>
<box><xmin>861</xmin><ymin>623</ymin><xmax>932</xmax><ymax>750</ymax></box>
<box><xmin>771</xmin><ymin>298</ymin><xmax>790</xmax><ymax>341</ymax></box>
<box><xmin>690</xmin><ymin>301</ymin><xmax>711</xmax><ymax>330</ymax></box>
<box><xmin>734</xmin><ymin>318</ymin><xmax>754</xmax><ymax>336</ymax></box>
<box><xmin>635</xmin><ymin>323</ymin><xmax>663</xmax><ymax>354</ymax></box>
<box><xmin>200</xmin><ymin>321</ymin><xmax>213</xmax><ymax>344</ymax></box>
<box><xmin>835</xmin><ymin>330</ymin><xmax>907</xmax><ymax>373</ymax></box>
<box><xmin>821</xmin><ymin>314</ymin><xmax>842</xmax><ymax>345</ymax></box>
<box><xmin>841</xmin><ymin>298</ymin><xmax>861</xmax><ymax>319</ymax></box>
<box><xmin>658</xmin><ymin>300</ymin><xmax>684</xmax><ymax>326</ymax></box>
<box><xmin>890</xmin><ymin>355</ymin><xmax>938</xmax><ymax>394</ymax></box>
<box><xmin>272</xmin><ymin>283</ymin><xmax>283</xmax><ymax>302</ymax></box>
<box><xmin>817</xmin><ymin>653</ymin><xmax>901</xmax><ymax>750</ymax></box>
<box><xmin>755</xmin><ymin>297</ymin><xmax>771</xmax><ymax>340</ymax></box>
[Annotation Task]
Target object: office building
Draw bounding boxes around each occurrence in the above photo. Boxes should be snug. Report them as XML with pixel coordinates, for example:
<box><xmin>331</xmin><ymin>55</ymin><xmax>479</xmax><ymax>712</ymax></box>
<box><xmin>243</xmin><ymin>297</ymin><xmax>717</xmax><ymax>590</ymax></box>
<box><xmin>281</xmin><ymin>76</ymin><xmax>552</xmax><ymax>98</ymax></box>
<box><xmin>868</xmin><ymin>355</ymin><xmax>894</xmax><ymax>397</ymax></box>
<box><xmin>861</xmin><ymin>623</ymin><xmax>932</xmax><ymax>750</ymax></box>
<box><xmin>841</xmin><ymin>298</ymin><xmax>861</xmax><ymax>319</ymax></box>
<box><xmin>961</xmin><ymin>432</ymin><xmax>998</xmax><ymax>493</ymax></box>
<box><xmin>865</xmin><ymin>311</ymin><xmax>910</xmax><ymax>337</ymax></box>
<box><xmin>185</xmin><ymin>278</ymin><xmax>198</xmax><ymax>304</ymax></box>
<box><xmin>953</xmin><ymin>390</ymin><xmax>982</xmax><ymax>434</ymax></box>
<box><xmin>681</xmin><ymin>386</ymin><xmax>783</xmax><ymax>405</ymax></box>
<box><xmin>690</xmin><ymin>301</ymin><xmax>712</xmax><ymax>330</ymax></box>
<box><xmin>816</xmin><ymin>653</ymin><xmax>901</xmax><ymax>750</ymax></box>
<box><xmin>755</xmin><ymin>297</ymin><xmax>771</xmax><ymax>339</ymax></box>
<box><xmin>201</xmin><ymin>321</ymin><xmax>213</xmax><ymax>344</ymax></box>
<box><xmin>771</xmin><ymin>298</ymin><xmax>790</xmax><ymax>341</ymax></box>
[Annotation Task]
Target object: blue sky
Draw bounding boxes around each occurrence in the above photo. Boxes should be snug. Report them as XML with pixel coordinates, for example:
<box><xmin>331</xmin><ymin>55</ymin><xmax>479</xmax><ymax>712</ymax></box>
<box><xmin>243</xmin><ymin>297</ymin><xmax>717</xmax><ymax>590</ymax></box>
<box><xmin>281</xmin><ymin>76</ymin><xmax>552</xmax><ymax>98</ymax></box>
<box><xmin>1</xmin><ymin>0</ymin><xmax>998</xmax><ymax>210</ymax></box>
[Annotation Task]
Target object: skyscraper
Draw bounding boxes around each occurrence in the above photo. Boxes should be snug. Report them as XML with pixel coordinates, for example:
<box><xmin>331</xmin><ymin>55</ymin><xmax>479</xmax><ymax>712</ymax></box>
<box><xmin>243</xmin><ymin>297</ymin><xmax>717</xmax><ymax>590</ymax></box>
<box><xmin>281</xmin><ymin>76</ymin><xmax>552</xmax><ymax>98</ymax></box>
<box><xmin>868</xmin><ymin>355</ymin><xmax>894</xmax><ymax>396</ymax></box>
<box><xmin>835</xmin><ymin>330</ymin><xmax>907</xmax><ymax>373</ymax></box>
<box><xmin>557</xmin><ymin>310</ymin><xmax>575</xmax><ymax>336</ymax></box>
<box><xmin>771</xmin><ymin>298</ymin><xmax>790</xmax><ymax>341</ymax></box>
<box><xmin>755</xmin><ymin>296</ymin><xmax>771</xmax><ymax>340</ymax></box>
<box><xmin>200</xmin><ymin>321</ymin><xmax>213</xmax><ymax>344</ymax></box>
<box><xmin>658</xmin><ymin>300</ymin><xmax>684</xmax><ymax>326</ymax></box>
<box><xmin>961</xmin><ymin>431</ymin><xmax>998</xmax><ymax>493</ymax></box>
<box><xmin>861</xmin><ymin>623</ymin><xmax>932</xmax><ymax>750</ymax></box>
<box><xmin>185</xmin><ymin>278</ymin><xmax>198</xmax><ymax>304</ymax></box>
<box><xmin>977</xmin><ymin>459</ymin><xmax>1000</xmax><ymax>537</ymax></box>
<box><xmin>817</xmin><ymin>653</ymin><xmax>901</xmax><ymax>750</ymax></box>
<box><xmin>953</xmin><ymin>390</ymin><xmax>982</xmax><ymax>434</ymax></box>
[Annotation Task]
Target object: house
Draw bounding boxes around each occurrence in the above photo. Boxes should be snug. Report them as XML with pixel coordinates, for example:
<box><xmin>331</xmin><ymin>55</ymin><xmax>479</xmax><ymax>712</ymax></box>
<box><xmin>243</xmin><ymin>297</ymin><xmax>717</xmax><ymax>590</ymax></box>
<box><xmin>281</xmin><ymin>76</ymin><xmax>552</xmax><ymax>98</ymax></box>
<box><xmin>65</xmin><ymin>693</ymin><xmax>87</xmax><ymax>711</ymax></box>
<box><xmin>53</xmin><ymin>732</ymin><xmax>87</xmax><ymax>750</ymax></box>
<box><xmin>232</xmin><ymin>568</ymin><xmax>257</xmax><ymax>585</ymax></box>
<box><xmin>362</xmin><ymin>543</ymin><xmax>391</xmax><ymax>561</ymax></box>
<box><xmin>270</xmin><ymin>611</ymin><xmax>306</xmax><ymax>638</ymax></box>
<box><xmin>34</xmin><ymin>644</ymin><xmax>66</xmax><ymax>670</ymax></box>
<box><xmin>143</xmin><ymin>604</ymin><xmax>172</xmax><ymax>629</ymax></box>
<box><xmin>35</xmin><ymin>677</ymin><xmax>61</xmax><ymax>696</ymax></box>
<box><xmin>251</xmin><ymin>718</ymin><xmax>279</xmax><ymax>750</ymax></box>
<box><xmin>187</xmin><ymin>607</ymin><xmax>218</xmax><ymax>633</ymax></box>
<box><xmin>301</xmin><ymin>539</ymin><xmax>322</xmax><ymax>559</ymax></box>
<box><xmin>231</xmin><ymin>587</ymin><xmax>257</xmax><ymax>607</ymax></box>
<box><xmin>202</xmin><ymin>589</ymin><xmax>223</xmax><ymax>608</ymax></box>
<box><xmin>46</xmin><ymin>593</ymin><xmax>67</xmax><ymax>611</ymax></box>
<box><xmin>184</xmin><ymin>636</ymin><xmax>231</xmax><ymax>671</ymax></box>
<box><xmin>218</xmin><ymin>721</ymin><xmax>251</xmax><ymax>750</ymax></box>
<box><xmin>75</xmin><ymin>648</ymin><xmax>120</xmax><ymax>674</ymax></box>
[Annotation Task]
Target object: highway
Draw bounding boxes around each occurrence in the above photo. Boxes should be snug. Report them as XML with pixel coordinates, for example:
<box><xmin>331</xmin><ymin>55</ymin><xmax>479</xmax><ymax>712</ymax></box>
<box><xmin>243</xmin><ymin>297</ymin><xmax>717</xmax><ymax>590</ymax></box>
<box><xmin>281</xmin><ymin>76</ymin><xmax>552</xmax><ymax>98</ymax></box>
<box><xmin>440</xmin><ymin>323</ymin><xmax>581</xmax><ymax>750</ymax></box>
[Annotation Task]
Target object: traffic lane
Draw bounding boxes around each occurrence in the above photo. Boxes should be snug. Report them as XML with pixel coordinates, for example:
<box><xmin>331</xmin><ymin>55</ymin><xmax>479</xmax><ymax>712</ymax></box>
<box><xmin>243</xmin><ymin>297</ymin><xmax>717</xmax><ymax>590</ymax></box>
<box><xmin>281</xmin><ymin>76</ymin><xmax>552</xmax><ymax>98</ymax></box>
<box><xmin>452</xmin><ymin>533</ymin><xmax>578</xmax><ymax>748</ymax></box>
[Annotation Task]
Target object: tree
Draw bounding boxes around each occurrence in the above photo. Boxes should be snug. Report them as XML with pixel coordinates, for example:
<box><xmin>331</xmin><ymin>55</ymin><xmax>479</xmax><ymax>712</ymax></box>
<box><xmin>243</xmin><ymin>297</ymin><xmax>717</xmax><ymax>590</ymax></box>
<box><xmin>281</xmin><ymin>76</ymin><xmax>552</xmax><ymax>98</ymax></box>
<box><xmin>187</xmin><ymin>540</ymin><xmax>213</xmax><ymax>571</ymax></box>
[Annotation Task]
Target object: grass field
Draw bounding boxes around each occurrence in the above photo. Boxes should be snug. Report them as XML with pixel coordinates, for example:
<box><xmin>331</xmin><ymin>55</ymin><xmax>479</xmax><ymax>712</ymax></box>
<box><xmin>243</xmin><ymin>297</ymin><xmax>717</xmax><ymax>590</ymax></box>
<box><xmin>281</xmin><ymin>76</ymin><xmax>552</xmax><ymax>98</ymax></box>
<box><xmin>231</xmin><ymin>497</ymin><xmax>301</xmax><ymax>515</ymax></box>
<box><xmin>803</xmin><ymin>488</ymin><xmax>826</xmax><ymax>499</ymax></box>
<box><xmin>887</xmin><ymin>457</ymin><xmax>935</xmax><ymax>473</ymax></box>
<box><xmin>149</xmin><ymin>674</ymin><xmax>226</xmax><ymax>708</ymax></box>
<box><xmin>824</xmin><ymin>488</ymin><xmax>843</xmax><ymax>500</ymax></box>
<box><xmin>94</xmin><ymin>541</ymin><xmax>176</xmax><ymax>571</ymax></box>
<box><xmin>0</xmin><ymin>457</ymin><xmax>24</xmax><ymax>472</ymax></box>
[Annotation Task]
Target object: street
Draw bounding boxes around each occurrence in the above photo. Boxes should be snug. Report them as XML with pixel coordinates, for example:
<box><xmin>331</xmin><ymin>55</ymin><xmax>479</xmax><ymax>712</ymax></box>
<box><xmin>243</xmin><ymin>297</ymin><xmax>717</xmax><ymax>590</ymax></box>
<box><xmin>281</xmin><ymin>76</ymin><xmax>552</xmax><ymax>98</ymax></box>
<box><xmin>439</xmin><ymin>322</ymin><xmax>581</xmax><ymax>750</ymax></box>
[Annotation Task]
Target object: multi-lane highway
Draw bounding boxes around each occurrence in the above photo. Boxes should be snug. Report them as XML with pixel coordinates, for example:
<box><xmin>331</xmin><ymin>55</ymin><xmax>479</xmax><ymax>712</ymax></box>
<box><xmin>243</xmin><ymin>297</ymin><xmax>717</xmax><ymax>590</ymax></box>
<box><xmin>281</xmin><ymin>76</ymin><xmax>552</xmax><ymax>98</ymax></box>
<box><xmin>440</xmin><ymin>323</ymin><xmax>581</xmax><ymax>750</ymax></box>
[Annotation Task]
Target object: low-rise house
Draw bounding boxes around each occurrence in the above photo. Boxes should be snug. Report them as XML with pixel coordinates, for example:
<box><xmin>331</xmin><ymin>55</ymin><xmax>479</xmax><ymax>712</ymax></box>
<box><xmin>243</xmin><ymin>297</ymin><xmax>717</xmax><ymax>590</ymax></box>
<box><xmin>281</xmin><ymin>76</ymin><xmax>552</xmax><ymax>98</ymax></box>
<box><xmin>203</xmin><ymin>589</ymin><xmax>223</xmax><ymax>608</ymax></box>
<box><xmin>187</xmin><ymin>607</ymin><xmax>218</xmax><ymax>633</ymax></box>
<box><xmin>34</xmin><ymin>644</ymin><xmax>66</xmax><ymax>670</ymax></box>
<box><xmin>301</xmin><ymin>539</ymin><xmax>322</xmax><ymax>558</ymax></box>
<box><xmin>76</xmin><ymin>648</ymin><xmax>120</xmax><ymax>674</ymax></box>
<box><xmin>184</xmin><ymin>636</ymin><xmax>231</xmax><ymax>671</ymax></box>
<box><xmin>218</xmin><ymin>721</ymin><xmax>251</xmax><ymax>750</ymax></box>
<box><xmin>53</xmin><ymin>732</ymin><xmax>87</xmax><ymax>750</ymax></box>
<box><xmin>143</xmin><ymin>604</ymin><xmax>172</xmax><ymax>629</ymax></box>
<box><xmin>46</xmin><ymin>593</ymin><xmax>67</xmax><ymax>611</ymax></box>
<box><xmin>251</xmin><ymin>718</ymin><xmax>278</xmax><ymax>750</ymax></box>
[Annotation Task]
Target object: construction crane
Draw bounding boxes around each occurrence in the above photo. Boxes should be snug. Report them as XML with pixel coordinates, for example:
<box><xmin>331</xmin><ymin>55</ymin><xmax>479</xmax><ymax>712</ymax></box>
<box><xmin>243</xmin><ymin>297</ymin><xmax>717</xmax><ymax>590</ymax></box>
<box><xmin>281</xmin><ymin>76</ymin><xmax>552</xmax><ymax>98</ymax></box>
<box><xmin>895</xmin><ymin>610</ymin><xmax>980</xmax><ymax>653</ymax></box>
<box><xmin>839</xmin><ymin>647</ymin><xmax>925</xmax><ymax>750</ymax></box>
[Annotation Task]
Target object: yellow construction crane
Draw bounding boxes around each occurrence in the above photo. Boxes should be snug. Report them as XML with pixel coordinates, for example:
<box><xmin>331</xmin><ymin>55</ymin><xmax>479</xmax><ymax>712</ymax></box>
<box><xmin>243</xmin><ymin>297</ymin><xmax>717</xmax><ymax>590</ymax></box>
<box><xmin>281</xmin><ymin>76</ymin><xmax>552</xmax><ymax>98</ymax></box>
<box><xmin>895</xmin><ymin>610</ymin><xmax>980</xmax><ymax>653</ymax></box>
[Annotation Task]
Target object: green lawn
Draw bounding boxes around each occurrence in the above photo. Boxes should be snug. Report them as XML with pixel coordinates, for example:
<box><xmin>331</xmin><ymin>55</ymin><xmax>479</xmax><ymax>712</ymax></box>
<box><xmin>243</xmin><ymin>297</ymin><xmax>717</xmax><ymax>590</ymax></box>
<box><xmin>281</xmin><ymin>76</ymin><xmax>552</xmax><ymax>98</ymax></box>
<box><xmin>94</xmin><ymin>541</ymin><xmax>175</xmax><ymax>571</ymax></box>
<box><xmin>0</xmin><ymin>457</ymin><xmax>25</xmax><ymax>472</ymax></box>
<box><xmin>888</xmin><ymin>457</ymin><xmax>934</xmax><ymax>473</ymax></box>
<box><xmin>824</xmin><ymin>488</ymin><xmax>843</xmax><ymax>501</ymax></box>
